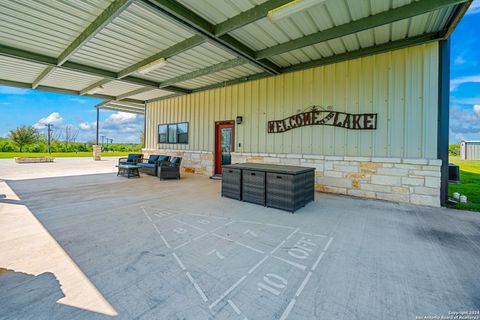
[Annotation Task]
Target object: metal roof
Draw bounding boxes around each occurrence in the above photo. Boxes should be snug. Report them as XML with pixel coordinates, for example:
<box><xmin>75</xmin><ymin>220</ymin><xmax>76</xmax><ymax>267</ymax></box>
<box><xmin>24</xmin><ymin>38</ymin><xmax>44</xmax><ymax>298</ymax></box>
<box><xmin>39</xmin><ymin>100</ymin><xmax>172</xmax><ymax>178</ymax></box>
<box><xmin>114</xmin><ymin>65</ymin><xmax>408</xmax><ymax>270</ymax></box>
<box><xmin>0</xmin><ymin>0</ymin><xmax>471</xmax><ymax>113</ymax></box>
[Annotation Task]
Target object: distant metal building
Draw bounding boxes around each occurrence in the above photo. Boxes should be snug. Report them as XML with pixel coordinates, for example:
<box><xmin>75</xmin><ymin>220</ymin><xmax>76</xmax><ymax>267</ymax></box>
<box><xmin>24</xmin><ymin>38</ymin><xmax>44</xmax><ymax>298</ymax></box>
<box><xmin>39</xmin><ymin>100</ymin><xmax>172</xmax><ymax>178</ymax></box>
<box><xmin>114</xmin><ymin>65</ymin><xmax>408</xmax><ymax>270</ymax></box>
<box><xmin>461</xmin><ymin>141</ymin><xmax>480</xmax><ymax>160</ymax></box>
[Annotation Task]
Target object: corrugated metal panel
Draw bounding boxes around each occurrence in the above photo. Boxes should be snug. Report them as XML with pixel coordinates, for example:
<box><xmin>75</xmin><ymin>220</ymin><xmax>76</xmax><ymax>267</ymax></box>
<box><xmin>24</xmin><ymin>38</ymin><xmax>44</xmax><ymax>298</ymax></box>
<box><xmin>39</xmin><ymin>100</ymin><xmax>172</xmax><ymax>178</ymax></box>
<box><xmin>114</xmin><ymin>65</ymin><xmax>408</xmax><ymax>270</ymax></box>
<box><xmin>463</xmin><ymin>142</ymin><xmax>480</xmax><ymax>160</ymax></box>
<box><xmin>176</xmin><ymin>64</ymin><xmax>264</xmax><ymax>89</ymax></box>
<box><xmin>225</xmin><ymin>0</ymin><xmax>454</xmax><ymax>68</ymax></box>
<box><xmin>129</xmin><ymin>89</ymin><xmax>173</xmax><ymax>101</ymax></box>
<box><xmin>0</xmin><ymin>55</ymin><xmax>46</xmax><ymax>83</ymax></box>
<box><xmin>69</xmin><ymin>1</ymin><xmax>194</xmax><ymax>72</ymax></box>
<box><xmin>0</xmin><ymin>0</ymin><xmax>113</xmax><ymax>57</ymax></box>
<box><xmin>96</xmin><ymin>80</ymin><xmax>143</xmax><ymax>97</ymax></box>
<box><xmin>41</xmin><ymin>68</ymin><xmax>104</xmax><ymax>91</ymax></box>
<box><xmin>135</xmin><ymin>42</ymin><xmax>237</xmax><ymax>82</ymax></box>
<box><xmin>146</xmin><ymin>43</ymin><xmax>439</xmax><ymax>159</ymax></box>
<box><xmin>176</xmin><ymin>0</ymin><xmax>267</xmax><ymax>25</ymax></box>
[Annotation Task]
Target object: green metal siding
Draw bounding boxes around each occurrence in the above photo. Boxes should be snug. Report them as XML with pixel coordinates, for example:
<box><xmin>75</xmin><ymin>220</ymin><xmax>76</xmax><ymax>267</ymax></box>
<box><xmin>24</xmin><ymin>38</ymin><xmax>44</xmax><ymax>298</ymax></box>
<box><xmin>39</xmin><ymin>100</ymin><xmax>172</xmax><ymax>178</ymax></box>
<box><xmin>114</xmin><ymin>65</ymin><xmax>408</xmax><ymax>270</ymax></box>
<box><xmin>146</xmin><ymin>42</ymin><xmax>439</xmax><ymax>159</ymax></box>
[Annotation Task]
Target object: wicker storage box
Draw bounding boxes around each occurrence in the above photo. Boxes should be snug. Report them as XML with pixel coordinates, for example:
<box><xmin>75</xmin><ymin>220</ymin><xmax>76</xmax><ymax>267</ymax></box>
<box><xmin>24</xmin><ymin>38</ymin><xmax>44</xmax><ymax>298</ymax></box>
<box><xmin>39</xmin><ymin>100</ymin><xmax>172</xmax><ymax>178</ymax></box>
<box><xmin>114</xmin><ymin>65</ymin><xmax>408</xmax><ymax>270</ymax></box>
<box><xmin>242</xmin><ymin>170</ymin><xmax>266</xmax><ymax>205</ymax></box>
<box><xmin>302</xmin><ymin>171</ymin><xmax>315</xmax><ymax>204</ymax></box>
<box><xmin>266</xmin><ymin>173</ymin><xmax>305</xmax><ymax>212</ymax></box>
<box><xmin>222</xmin><ymin>168</ymin><xmax>242</xmax><ymax>200</ymax></box>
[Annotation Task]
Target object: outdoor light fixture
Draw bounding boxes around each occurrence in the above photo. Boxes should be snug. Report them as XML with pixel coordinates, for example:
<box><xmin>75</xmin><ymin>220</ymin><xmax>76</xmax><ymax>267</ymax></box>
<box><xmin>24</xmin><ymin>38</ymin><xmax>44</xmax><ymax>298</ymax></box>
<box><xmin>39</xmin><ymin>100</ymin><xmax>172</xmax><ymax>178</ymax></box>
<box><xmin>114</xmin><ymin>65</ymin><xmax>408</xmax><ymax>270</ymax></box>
<box><xmin>267</xmin><ymin>0</ymin><xmax>326</xmax><ymax>22</ymax></box>
<box><xmin>86</xmin><ymin>85</ymin><xmax>104</xmax><ymax>95</ymax></box>
<box><xmin>236</xmin><ymin>116</ymin><xmax>243</xmax><ymax>124</ymax></box>
<box><xmin>137</xmin><ymin>58</ymin><xmax>168</xmax><ymax>74</ymax></box>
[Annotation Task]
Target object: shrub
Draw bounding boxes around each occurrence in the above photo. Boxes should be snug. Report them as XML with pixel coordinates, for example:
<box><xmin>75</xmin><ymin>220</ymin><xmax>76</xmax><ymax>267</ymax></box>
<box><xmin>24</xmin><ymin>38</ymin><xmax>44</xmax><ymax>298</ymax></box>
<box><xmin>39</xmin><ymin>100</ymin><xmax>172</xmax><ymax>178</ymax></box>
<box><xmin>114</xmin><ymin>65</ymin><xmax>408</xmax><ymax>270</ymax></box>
<box><xmin>449</xmin><ymin>144</ymin><xmax>460</xmax><ymax>157</ymax></box>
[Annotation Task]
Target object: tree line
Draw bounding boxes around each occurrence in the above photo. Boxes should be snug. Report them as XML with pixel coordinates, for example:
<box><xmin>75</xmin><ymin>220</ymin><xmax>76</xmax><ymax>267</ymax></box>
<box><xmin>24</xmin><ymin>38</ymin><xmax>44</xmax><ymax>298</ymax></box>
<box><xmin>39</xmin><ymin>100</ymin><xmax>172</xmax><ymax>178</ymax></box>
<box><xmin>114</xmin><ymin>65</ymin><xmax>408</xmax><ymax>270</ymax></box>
<box><xmin>2</xmin><ymin>125</ymin><xmax>141</xmax><ymax>153</ymax></box>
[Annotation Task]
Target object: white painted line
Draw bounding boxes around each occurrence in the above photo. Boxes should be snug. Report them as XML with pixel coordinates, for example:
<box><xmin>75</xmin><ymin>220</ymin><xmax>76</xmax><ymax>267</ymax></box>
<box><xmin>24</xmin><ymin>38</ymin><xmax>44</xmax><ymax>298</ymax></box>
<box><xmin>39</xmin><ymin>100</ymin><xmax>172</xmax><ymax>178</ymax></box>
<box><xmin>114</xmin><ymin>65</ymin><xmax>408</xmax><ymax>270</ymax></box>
<box><xmin>186</xmin><ymin>272</ymin><xmax>208</xmax><ymax>302</ymax></box>
<box><xmin>279</xmin><ymin>298</ymin><xmax>296</xmax><ymax>320</ymax></box>
<box><xmin>272</xmin><ymin>256</ymin><xmax>306</xmax><ymax>271</ymax></box>
<box><xmin>234</xmin><ymin>241</ymin><xmax>264</xmax><ymax>254</ymax></box>
<box><xmin>173</xmin><ymin>253</ymin><xmax>186</xmax><ymax>270</ymax></box>
<box><xmin>152</xmin><ymin>224</ymin><xmax>171</xmax><ymax>248</ymax></box>
<box><xmin>323</xmin><ymin>237</ymin><xmax>334</xmax><ymax>251</ymax></box>
<box><xmin>212</xmin><ymin>233</ymin><xmax>233</xmax><ymax>242</ymax></box>
<box><xmin>299</xmin><ymin>231</ymin><xmax>328</xmax><ymax>238</ymax></box>
<box><xmin>224</xmin><ymin>220</ymin><xmax>235</xmax><ymax>226</ymax></box>
<box><xmin>270</xmin><ymin>240</ymin><xmax>285</xmax><ymax>254</ymax></box>
<box><xmin>239</xmin><ymin>219</ymin><xmax>264</xmax><ymax>225</ymax></box>
<box><xmin>286</xmin><ymin>228</ymin><xmax>299</xmax><ymax>240</ymax></box>
<box><xmin>248</xmin><ymin>256</ymin><xmax>269</xmax><ymax>274</ymax></box>
<box><xmin>311</xmin><ymin>252</ymin><xmax>325</xmax><ymax>271</ymax></box>
<box><xmin>295</xmin><ymin>272</ymin><xmax>312</xmax><ymax>297</ymax></box>
<box><xmin>186</xmin><ymin>212</ymin><xmax>229</xmax><ymax>220</ymax></box>
<box><xmin>209</xmin><ymin>275</ymin><xmax>247</xmax><ymax>309</ymax></box>
<box><xmin>174</xmin><ymin>219</ymin><xmax>205</xmax><ymax>231</ymax></box>
<box><xmin>193</xmin><ymin>233</ymin><xmax>208</xmax><ymax>241</ymax></box>
<box><xmin>210</xmin><ymin>225</ymin><xmax>225</xmax><ymax>233</ymax></box>
<box><xmin>160</xmin><ymin>235</ymin><xmax>171</xmax><ymax>249</ymax></box>
<box><xmin>142</xmin><ymin>207</ymin><xmax>152</xmax><ymax>222</ymax></box>
<box><xmin>227</xmin><ymin>299</ymin><xmax>241</xmax><ymax>315</ymax></box>
<box><xmin>266</xmin><ymin>223</ymin><xmax>295</xmax><ymax>230</ymax></box>
<box><xmin>174</xmin><ymin>240</ymin><xmax>191</xmax><ymax>250</ymax></box>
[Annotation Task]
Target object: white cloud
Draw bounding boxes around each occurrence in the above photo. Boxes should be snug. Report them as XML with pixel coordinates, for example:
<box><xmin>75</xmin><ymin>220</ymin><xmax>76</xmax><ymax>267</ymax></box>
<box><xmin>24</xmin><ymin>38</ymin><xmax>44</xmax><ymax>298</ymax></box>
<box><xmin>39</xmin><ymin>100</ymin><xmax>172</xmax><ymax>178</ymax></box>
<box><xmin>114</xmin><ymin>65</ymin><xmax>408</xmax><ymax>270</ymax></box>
<box><xmin>474</xmin><ymin>105</ymin><xmax>480</xmax><ymax>117</ymax></box>
<box><xmin>33</xmin><ymin>112</ymin><xmax>64</xmax><ymax>129</ymax></box>
<box><xmin>450</xmin><ymin>75</ymin><xmax>480</xmax><ymax>91</ymax></box>
<box><xmin>104</xmin><ymin>112</ymin><xmax>137</xmax><ymax>125</ymax></box>
<box><xmin>79</xmin><ymin>122</ymin><xmax>94</xmax><ymax>130</ymax></box>
<box><xmin>100</xmin><ymin>112</ymin><xmax>143</xmax><ymax>143</ymax></box>
<box><xmin>449</xmin><ymin>106</ymin><xmax>480</xmax><ymax>142</ymax></box>
<box><xmin>0</xmin><ymin>86</ymin><xmax>31</xmax><ymax>95</ymax></box>
<box><xmin>466</xmin><ymin>1</ymin><xmax>480</xmax><ymax>15</ymax></box>
<box><xmin>69</xmin><ymin>98</ymin><xmax>89</xmax><ymax>104</ymax></box>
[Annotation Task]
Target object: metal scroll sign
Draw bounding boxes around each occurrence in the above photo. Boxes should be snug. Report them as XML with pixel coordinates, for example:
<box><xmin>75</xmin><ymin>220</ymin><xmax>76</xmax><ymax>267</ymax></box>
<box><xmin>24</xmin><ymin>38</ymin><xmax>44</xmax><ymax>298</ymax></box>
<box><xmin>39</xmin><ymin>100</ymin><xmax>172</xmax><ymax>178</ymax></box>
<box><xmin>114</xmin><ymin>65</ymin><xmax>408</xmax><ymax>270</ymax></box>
<box><xmin>267</xmin><ymin>105</ymin><xmax>377</xmax><ymax>133</ymax></box>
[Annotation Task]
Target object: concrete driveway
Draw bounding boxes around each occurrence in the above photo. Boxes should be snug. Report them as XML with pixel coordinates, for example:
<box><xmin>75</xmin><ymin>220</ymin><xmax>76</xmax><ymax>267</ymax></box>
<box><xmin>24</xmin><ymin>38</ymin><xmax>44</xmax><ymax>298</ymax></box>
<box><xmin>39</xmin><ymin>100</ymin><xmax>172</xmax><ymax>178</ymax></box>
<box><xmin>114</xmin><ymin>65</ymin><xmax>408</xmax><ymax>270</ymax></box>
<box><xmin>0</xmin><ymin>158</ymin><xmax>479</xmax><ymax>319</ymax></box>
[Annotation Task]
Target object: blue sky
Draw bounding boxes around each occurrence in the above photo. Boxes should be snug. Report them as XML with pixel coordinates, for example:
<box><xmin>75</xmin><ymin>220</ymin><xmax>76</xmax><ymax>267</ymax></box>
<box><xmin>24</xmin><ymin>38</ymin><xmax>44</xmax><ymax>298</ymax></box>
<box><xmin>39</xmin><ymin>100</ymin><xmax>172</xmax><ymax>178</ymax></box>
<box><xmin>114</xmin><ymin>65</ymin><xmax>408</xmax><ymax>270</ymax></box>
<box><xmin>449</xmin><ymin>0</ymin><xmax>480</xmax><ymax>142</ymax></box>
<box><xmin>0</xmin><ymin>2</ymin><xmax>479</xmax><ymax>144</ymax></box>
<box><xmin>0</xmin><ymin>87</ymin><xmax>143</xmax><ymax>143</ymax></box>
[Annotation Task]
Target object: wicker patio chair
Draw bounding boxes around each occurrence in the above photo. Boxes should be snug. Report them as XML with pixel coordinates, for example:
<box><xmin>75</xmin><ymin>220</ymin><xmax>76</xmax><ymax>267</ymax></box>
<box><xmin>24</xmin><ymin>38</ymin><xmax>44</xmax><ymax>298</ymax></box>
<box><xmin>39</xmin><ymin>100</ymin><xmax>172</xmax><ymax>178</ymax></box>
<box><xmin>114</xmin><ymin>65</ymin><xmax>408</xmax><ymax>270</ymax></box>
<box><xmin>158</xmin><ymin>157</ymin><xmax>182</xmax><ymax>180</ymax></box>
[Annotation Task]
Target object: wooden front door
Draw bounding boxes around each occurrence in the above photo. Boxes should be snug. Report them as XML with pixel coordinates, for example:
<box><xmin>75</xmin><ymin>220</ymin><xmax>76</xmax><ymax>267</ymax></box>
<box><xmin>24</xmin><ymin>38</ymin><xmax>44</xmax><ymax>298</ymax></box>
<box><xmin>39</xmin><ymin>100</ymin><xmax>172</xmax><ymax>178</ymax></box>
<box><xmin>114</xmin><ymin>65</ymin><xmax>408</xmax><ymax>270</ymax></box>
<box><xmin>215</xmin><ymin>121</ymin><xmax>235</xmax><ymax>175</ymax></box>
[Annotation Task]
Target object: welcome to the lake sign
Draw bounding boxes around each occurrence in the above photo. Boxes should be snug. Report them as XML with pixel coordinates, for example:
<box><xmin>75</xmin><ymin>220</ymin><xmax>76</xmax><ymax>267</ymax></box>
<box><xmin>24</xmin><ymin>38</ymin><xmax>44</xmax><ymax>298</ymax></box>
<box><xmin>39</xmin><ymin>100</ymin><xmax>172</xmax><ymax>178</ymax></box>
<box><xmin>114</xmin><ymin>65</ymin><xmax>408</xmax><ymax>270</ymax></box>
<box><xmin>268</xmin><ymin>106</ymin><xmax>377</xmax><ymax>133</ymax></box>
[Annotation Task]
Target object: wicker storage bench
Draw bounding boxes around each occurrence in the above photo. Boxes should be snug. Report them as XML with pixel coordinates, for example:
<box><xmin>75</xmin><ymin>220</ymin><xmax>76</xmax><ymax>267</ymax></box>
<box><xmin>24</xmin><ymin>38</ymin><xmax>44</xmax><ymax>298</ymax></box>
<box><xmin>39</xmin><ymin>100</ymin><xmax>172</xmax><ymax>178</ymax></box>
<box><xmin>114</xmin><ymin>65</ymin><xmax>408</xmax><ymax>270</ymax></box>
<box><xmin>222</xmin><ymin>168</ymin><xmax>242</xmax><ymax>200</ymax></box>
<box><xmin>266</xmin><ymin>172</ymin><xmax>305</xmax><ymax>212</ymax></box>
<box><xmin>222</xmin><ymin>163</ymin><xmax>315</xmax><ymax>212</ymax></box>
<box><xmin>242</xmin><ymin>170</ymin><xmax>266</xmax><ymax>205</ymax></box>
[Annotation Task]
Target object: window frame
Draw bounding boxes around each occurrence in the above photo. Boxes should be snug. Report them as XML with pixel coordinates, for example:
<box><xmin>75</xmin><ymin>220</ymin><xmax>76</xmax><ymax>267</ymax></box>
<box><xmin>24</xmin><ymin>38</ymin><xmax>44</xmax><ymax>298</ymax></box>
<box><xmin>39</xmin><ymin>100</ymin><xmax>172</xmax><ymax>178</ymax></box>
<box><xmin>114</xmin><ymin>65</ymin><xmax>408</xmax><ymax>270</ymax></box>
<box><xmin>158</xmin><ymin>122</ymin><xmax>189</xmax><ymax>144</ymax></box>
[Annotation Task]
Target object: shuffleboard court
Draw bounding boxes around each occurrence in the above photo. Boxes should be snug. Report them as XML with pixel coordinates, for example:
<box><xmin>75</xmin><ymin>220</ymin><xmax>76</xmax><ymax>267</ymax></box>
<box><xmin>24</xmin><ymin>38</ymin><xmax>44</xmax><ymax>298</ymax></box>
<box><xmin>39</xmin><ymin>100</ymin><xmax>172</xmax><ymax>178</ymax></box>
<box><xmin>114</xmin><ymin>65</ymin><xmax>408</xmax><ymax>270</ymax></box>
<box><xmin>142</xmin><ymin>207</ymin><xmax>334</xmax><ymax>319</ymax></box>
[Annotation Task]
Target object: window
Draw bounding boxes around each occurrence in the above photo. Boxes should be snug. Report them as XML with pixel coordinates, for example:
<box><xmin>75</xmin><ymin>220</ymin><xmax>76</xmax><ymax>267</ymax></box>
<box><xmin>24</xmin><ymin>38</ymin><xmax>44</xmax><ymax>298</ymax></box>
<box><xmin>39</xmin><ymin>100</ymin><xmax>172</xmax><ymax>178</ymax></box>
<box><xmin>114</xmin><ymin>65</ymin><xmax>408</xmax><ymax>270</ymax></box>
<box><xmin>158</xmin><ymin>122</ymin><xmax>188</xmax><ymax>144</ymax></box>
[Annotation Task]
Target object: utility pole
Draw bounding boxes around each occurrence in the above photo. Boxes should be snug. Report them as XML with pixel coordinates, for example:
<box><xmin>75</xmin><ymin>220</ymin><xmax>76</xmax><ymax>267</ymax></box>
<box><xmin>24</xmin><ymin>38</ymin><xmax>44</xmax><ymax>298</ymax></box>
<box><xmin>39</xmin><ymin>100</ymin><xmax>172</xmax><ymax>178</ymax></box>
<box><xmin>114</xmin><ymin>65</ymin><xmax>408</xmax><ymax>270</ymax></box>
<box><xmin>96</xmin><ymin>108</ymin><xmax>99</xmax><ymax>145</ymax></box>
<box><xmin>100</xmin><ymin>135</ymin><xmax>106</xmax><ymax>148</ymax></box>
<box><xmin>106</xmin><ymin>137</ymin><xmax>109</xmax><ymax>148</ymax></box>
<box><xmin>45</xmin><ymin>123</ymin><xmax>53</xmax><ymax>154</ymax></box>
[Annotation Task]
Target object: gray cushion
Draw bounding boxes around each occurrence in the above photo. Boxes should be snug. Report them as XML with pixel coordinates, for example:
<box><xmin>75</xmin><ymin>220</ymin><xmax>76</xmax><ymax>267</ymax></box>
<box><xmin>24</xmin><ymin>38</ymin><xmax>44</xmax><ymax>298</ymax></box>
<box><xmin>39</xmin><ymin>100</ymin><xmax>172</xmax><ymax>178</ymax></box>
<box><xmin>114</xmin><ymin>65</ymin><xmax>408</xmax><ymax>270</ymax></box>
<box><xmin>148</xmin><ymin>155</ymin><xmax>160</xmax><ymax>164</ymax></box>
<box><xmin>170</xmin><ymin>157</ymin><xmax>182</xmax><ymax>166</ymax></box>
<box><xmin>127</xmin><ymin>154</ymin><xmax>142</xmax><ymax>162</ymax></box>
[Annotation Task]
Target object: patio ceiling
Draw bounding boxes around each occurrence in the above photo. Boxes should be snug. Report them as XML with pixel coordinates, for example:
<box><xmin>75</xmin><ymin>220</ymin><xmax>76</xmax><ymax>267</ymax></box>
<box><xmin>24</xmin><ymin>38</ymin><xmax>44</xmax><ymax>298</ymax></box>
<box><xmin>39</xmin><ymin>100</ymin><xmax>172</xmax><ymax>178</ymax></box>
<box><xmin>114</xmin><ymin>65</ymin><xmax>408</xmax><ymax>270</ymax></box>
<box><xmin>0</xmin><ymin>0</ymin><xmax>471</xmax><ymax>113</ymax></box>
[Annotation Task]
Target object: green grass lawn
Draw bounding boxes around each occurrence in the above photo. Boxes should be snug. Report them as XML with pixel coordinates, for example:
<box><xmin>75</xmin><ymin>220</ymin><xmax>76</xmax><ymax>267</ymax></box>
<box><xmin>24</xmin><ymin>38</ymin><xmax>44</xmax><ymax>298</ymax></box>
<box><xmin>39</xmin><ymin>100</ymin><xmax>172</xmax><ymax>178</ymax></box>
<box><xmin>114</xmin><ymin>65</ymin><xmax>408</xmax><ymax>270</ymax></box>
<box><xmin>0</xmin><ymin>152</ymin><xmax>130</xmax><ymax>159</ymax></box>
<box><xmin>448</xmin><ymin>156</ymin><xmax>480</xmax><ymax>212</ymax></box>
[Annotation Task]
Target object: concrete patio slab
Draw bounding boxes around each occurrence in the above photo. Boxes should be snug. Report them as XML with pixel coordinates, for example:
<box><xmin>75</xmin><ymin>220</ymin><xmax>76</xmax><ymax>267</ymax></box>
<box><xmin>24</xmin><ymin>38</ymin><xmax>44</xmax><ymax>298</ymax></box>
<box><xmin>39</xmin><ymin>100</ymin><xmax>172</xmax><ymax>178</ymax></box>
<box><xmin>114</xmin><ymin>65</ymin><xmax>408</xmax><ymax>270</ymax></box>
<box><xmin>0</xmin><ymin>158</ymin><xmax>479</xmax><ymax>320</ymax></box>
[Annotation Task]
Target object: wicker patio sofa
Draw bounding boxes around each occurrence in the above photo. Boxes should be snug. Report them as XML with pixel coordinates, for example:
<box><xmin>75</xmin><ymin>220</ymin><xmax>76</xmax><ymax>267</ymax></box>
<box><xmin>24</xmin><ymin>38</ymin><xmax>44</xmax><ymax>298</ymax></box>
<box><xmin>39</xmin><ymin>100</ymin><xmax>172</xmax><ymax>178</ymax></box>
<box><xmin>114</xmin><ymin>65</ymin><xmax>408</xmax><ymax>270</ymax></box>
<box><xmin>137</xmin><ymin>155</ymin><xmax>170</xmax><ymax>176</ymax></box>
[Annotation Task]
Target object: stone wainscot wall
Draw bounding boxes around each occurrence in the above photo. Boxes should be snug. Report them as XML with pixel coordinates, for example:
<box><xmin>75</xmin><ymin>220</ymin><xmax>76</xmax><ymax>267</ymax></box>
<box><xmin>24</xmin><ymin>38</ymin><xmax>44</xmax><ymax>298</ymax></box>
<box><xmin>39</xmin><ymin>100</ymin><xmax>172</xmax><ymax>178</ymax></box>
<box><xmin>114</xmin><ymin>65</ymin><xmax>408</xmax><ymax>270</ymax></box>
<box><xmin>142</xmin><ymin>149</ymin><xmax>441</xmax><ymax>207</ymax></box>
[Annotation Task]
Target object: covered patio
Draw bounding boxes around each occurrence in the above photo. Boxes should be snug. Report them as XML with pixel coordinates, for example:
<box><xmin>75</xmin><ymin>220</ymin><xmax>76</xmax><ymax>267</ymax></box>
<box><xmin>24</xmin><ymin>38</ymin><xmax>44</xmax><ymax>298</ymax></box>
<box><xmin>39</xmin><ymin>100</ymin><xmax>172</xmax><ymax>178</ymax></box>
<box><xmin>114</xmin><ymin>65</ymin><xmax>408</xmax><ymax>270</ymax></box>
<box><xmin>1</xmin><ymin>159</ymin><xmax>479</xmax><ymax>319</ymax></box>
